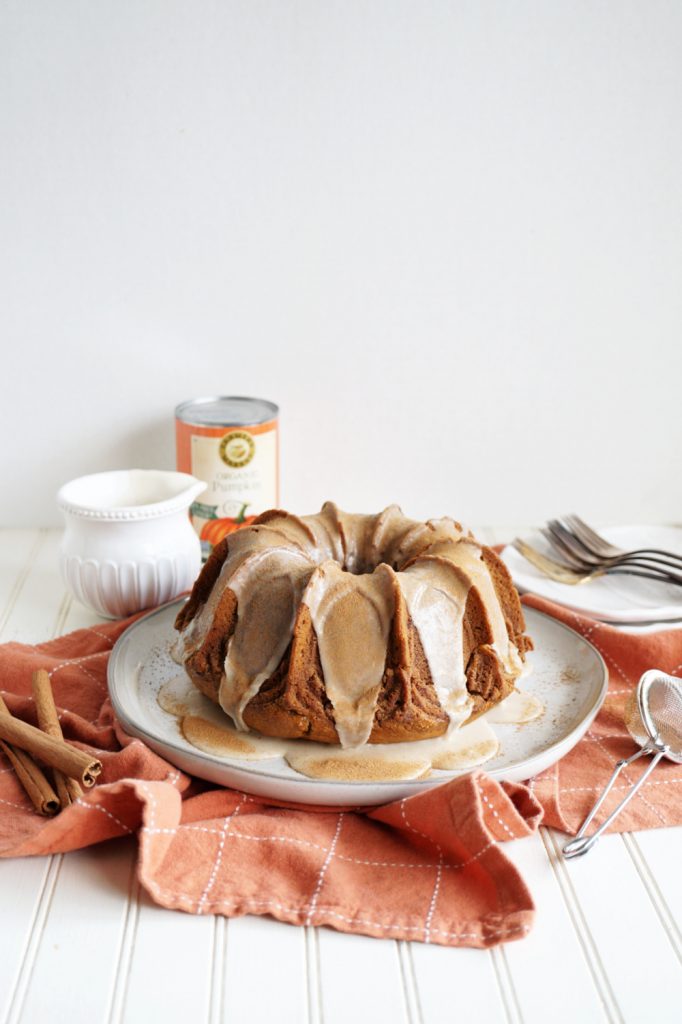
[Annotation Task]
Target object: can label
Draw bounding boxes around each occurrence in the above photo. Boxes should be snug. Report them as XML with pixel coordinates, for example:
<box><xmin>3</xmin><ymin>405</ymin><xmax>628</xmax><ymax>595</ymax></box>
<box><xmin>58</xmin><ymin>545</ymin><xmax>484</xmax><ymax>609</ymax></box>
<box><xmin>176</xmin><ymin>416</ymin><xmax>279</xmax><ymax>558</ymax></box>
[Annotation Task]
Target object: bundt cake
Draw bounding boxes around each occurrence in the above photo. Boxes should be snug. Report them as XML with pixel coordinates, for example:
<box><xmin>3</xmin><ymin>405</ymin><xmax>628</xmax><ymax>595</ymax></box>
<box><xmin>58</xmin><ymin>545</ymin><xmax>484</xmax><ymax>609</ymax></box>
<box><xmin>172</xmin><ymin>503</ymin><xmax>533</xmax><ymax>748</ymax></box>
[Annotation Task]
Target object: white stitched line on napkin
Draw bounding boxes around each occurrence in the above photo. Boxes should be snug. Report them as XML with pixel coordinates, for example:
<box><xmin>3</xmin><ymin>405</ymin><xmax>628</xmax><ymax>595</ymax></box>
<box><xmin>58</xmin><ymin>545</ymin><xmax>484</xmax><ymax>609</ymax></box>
<box><xmin>196</xmin><ymin>795</ymin><xmax>247</xmax><ymax>914</ymax></box>
<box><xmin>424</xmin><ymin>854</ymin><xmax>443</xmax><ymax>943</ymax></box>
<box><xmin>559</xmin><ymin>777</ymin><xmax>682</xmax><ymax>793</ymax></box>
<box><xmin>0</xmin><ymin>692</ymin><xmax>69</xmax><ymax>725</ymax></box>
<box><xmin>138</xmin><ymin>780</ymin><xmax>159</xmax><ymax>832</ymax></box>
<box><xmin>0</xmin><ymin>795</ymin><xmax>31</xmax><ymax>811</ymax></box>
<box><xmin>399</xmin><ymin>797</ymin><xmax>445</xmax><ymax>942</ymax></box>
<box><xmin>479</xmin><ymin>787</ymin><xmax>516</xmax><ymax>839</ymax></box>
<box><xmin>137</xmin><ymin>884</ymin><xmax>530</xmax><ymax>944</ymax></box>
<box><xmin>140</xmin><ymin>824</ymin><xmax>498</xmax><ymax>871</ymax></box>
<box><xmin>31</xmin><ymin>626</ymin><xmax>115</xmax><ymax>651</ymax></box>
<box><xmin>86</xmin><ymin>626</ymin><xmax>116</xmax><ymax>645</ymax></box>
<box><xmin>569</xmin><ymin>610</ymin><xmax>597</xmax><ymax>643</ymax></box>
<box><xmin>553</xmin><ymin>760</ymin><xmax>562</xmax><ymax>815</ymax></box>
<box><xmin>74</xmin><ymin>798</ymin><xmax>133</xmax><ymax>834</ymax></box>
<box><xmin>305</xmin><ymin>812</ymin><xmax>344</xmax><ymax>926</ymax></box>
<box><xmin>585</xmin><ymin>731</ymin><xmax>638</xmax><ymax>742</ymax></box>
<box><xmin>399</xmin><ymin>797</ymin><xmax>441</xmax><ymax>850</ymax></box>
<box><xmin>585</xmin><ymin>636</ymin><xmax>630</xmax><ymax>684</ymax></box>
<box><xmin>52</xmin><ymin>662</ymin><xmax>107</xmax><ymax>692</ymax></box>
<box><xmin>48</xmin><ymin>651</ymin><xmax>107</xmax><ymax>669</ymax></box>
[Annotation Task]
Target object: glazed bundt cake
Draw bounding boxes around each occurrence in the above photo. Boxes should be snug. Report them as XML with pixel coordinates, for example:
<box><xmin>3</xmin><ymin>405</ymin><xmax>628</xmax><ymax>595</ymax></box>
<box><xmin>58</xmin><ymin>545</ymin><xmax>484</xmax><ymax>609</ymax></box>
<box><xmin>172</xmin><ymin>504</ymin><xmax>533</xmax><ymax>748</ymax></box>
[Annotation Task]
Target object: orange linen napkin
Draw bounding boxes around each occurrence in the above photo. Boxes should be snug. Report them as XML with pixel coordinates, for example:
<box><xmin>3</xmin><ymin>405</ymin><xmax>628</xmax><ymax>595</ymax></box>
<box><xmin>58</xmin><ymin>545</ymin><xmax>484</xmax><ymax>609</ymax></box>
<box><xmin>0</xmin><ymin>618</ymin><xmax>540</xmax><ymax>948</ymax></box>
<box><xmin>3</xmin><ymin>596</ymin><xmax>681</xmax><ymax>945</ymax></box>
<box><xmin>522</xmin><ymin>594</ymin><xmax>682</xmax><ymax>834</ymax></box>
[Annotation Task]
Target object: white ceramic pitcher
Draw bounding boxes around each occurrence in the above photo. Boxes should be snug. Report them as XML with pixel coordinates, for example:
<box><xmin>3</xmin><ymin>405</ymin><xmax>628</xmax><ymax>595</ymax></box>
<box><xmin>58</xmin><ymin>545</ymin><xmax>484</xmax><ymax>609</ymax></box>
<box><xmin>58</xmin><ymin>469</ymin><xmax>205</xmax><ymax>618</ymax></box>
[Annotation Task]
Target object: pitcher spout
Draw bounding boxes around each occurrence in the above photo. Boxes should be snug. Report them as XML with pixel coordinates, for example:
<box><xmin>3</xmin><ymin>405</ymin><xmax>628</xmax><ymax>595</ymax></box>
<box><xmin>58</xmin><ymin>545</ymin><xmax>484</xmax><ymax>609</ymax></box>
<box><xmin>181</xmin><ymin>475</ymin><xmax>208</xmax><ymax>507</ymax></box>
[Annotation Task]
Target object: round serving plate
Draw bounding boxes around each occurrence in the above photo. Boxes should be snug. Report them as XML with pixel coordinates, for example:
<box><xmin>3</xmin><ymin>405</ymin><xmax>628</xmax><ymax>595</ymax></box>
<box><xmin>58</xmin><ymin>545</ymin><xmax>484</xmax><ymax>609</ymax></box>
<box><xmin>108</xmin><ymin>600</ymin><xmax>608</xmax><ymax>807</ymax></box>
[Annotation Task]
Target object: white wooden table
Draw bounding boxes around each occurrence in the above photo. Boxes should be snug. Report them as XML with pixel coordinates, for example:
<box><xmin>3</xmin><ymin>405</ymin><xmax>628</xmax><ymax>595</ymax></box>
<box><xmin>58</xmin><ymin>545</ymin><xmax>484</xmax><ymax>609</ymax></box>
<box><xmin>1</xmin><ymin>528</ymin><xmax>681</xmax><ymax>1024</ymax></box>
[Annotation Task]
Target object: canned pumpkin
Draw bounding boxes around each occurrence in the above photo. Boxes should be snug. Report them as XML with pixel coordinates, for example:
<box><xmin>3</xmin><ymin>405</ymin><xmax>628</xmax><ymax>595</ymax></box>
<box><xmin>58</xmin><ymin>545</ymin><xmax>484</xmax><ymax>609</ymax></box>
<box><xmin>175</xmin><ymin>396</ymin><xmax>279</xmax><ymax>559</ymax></box>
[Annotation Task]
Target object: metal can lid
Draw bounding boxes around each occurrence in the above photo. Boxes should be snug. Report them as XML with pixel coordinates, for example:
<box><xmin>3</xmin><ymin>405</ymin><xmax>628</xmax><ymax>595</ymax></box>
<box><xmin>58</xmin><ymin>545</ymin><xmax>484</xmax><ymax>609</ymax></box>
<box><xmin>175</xmin><ymin>396</ymin><xmax>279</xmax><ymax>428</ymax></box>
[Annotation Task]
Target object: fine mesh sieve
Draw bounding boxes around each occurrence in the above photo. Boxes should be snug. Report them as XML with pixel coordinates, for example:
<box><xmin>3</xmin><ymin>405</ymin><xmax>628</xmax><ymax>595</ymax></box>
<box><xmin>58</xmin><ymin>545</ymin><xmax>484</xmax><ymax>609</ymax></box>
<box><xmin>563</xmin><ymin>670</ymin><xmax>682</xmax><ymax>858</ymax></box>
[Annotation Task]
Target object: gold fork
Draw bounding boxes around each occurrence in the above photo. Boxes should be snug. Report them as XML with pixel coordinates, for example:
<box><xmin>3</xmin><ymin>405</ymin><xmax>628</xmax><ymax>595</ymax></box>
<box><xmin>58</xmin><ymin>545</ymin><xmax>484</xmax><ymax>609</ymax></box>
<box><xmin>512</xmin><ymin>538</ymin><xmax>682</xmax><ymax>587</ymax></box>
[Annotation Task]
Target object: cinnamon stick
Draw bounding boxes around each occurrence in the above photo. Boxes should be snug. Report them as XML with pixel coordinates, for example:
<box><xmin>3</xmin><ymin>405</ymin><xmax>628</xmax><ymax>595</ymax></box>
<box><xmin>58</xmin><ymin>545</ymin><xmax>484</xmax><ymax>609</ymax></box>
<box><xmin>0</xmin><ymin>738</ymin><xmax>59</xmax><ymax>815</ymax></box>
<box><xmin>31</xmin><ymin>670</ymin><xmax>83</xmax><ymax>804</ymax></box>
<box><xmin>65</xmin><ymin>776</ymin><xmax>83</xmax><ymax>802</ymax></box>
<box><xmin>0</xmin><ymin>695</ymin><xmax>101</xmax><ymax>787</ymax></box>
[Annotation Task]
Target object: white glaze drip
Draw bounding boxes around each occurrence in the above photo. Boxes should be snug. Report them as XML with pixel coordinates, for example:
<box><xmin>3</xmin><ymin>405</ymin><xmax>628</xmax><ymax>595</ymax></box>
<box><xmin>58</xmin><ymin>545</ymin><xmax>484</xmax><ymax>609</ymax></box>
<box><xmin>218</xmin><ymin>546</ymin><xmax>313</xmax><ymax>728</ymax></box>
<box><xmin>397</xmin><ymin>560</ymin><xmax>472</xmax><ymax>728</ymax></box>
<box><xmin>431</xmin><ymin>539</ymin><xmax>522</xmax><ymax>674</ymax></box>
<box><xmin>302</xmin><ymin>561</ymin><xmax>395</xmax><ymax>747</ymax></box>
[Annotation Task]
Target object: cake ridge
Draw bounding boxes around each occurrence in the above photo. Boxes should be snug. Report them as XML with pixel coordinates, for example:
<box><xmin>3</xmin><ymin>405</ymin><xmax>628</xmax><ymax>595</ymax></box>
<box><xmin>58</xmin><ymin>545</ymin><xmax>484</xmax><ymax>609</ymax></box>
<box><xmin>173</xmin><ymin>504</ymin><xmax>532</xmax><ymax>747</ymax></box>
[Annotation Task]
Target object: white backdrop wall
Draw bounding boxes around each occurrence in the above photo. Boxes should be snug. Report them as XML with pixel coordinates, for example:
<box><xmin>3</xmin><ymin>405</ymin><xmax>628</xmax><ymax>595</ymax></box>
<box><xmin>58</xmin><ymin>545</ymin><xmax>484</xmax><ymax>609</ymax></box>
<box><xmin>2</xmin><ymin>1</ymin><xmax>681</xmax><ymax>528</ymax></box>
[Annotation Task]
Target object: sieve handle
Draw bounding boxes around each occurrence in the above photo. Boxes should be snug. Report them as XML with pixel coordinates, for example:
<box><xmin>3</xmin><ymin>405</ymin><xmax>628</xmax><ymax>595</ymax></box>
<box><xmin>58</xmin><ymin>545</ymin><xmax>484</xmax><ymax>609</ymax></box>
<box><xmin>562</xmin><ymin>745</ymin><xmax>664</xmax><ymax>859</ymax></box>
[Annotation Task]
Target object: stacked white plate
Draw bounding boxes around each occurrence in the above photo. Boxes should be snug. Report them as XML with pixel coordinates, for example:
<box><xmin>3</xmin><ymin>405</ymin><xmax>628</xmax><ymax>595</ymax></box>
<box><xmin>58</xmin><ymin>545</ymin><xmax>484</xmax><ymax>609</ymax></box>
<box><xmin>501</xmin><ymin>524</ymin><xmax>682</xmax><ymax>625</ymax></box>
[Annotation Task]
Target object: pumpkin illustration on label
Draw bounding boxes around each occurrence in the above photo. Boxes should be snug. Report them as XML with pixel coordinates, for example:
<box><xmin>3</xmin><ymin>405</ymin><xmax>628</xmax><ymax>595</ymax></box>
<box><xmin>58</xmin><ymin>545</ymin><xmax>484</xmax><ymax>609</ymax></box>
<box><xmin>200</xmin><ymin>502</ymin><xmax>256</xmax><ymax>546</ymax></box>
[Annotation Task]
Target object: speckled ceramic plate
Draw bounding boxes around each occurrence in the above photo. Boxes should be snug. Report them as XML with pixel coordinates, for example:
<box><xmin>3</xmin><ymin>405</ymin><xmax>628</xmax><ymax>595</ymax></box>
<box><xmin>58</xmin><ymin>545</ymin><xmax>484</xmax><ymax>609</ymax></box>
<box><xmin>108</xmin><ymin>600</ymin><xmax>608</xmax><ymax>806</ymax></box>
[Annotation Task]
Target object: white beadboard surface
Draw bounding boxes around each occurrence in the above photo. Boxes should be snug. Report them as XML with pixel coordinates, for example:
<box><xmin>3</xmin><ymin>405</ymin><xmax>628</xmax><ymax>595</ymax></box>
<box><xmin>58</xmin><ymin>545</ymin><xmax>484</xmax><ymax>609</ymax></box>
<box><xmin>1</xmin><ymin>529</ymin><xmax>681</xmax><ymax>1024</ymax></box>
